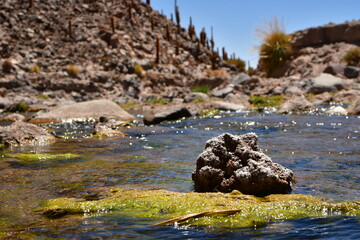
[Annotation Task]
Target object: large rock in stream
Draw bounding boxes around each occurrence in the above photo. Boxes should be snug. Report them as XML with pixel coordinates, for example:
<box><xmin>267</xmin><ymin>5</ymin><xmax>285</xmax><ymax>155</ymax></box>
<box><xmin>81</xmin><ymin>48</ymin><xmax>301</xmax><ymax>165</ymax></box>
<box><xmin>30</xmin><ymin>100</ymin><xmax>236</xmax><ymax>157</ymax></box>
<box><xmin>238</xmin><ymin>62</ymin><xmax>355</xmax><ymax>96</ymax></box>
<box><xmin>0</xmin><ymin>121</ymin><xmax>56</xmax><ymax>146</ymax></box>
<box><xmin>143</xmin><ymin>105</ymin><xmax>192</xmax><ymax>125</ymax></box>
<box><xmin>192</xmin><ymin>133</ymin><xmax>293</xmax><ymax>196</ymax></box>
<box><xmin>31</xmin><ymin>99</ymin><xmax>136</xmax><ymax>123</ymax></box>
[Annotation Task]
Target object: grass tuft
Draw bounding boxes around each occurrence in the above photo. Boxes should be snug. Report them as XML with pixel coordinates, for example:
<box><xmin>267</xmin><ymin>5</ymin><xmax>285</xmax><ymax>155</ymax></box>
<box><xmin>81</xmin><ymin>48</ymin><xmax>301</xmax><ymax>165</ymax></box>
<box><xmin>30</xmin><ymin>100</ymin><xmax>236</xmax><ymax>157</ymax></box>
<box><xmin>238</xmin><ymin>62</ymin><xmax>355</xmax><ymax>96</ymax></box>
<box><xmin>226</xmin><ymin>59</ymin><xmax>246</xmax><ymax>72</ymax></box>
<box><xmin>134</xmin><ymin>64</ymin><xmax>145</xmax><ymax>78</ymax></box>
<box><xmin>30</xmin><ymin>64</ymin><xmax>40</xmax><ymax>74</ymax></box>
<box><xmin>342</xmin><ymin>47</ymin><xmax>360</xmax><ymax>66</ymax></box>
<box><xmin>191</xmin><ymin>85</ymin><xmax>210</xmax><ymax>94</ymax></box>
<box><xmin>256</xmin><ymin>17</ymin><xmax>292</xmax><ymax>76</ymax></box>
<box><xmin>67</xmin><ymin>64</ymin><xmax>79</xmax><ymax>77</ymax></box>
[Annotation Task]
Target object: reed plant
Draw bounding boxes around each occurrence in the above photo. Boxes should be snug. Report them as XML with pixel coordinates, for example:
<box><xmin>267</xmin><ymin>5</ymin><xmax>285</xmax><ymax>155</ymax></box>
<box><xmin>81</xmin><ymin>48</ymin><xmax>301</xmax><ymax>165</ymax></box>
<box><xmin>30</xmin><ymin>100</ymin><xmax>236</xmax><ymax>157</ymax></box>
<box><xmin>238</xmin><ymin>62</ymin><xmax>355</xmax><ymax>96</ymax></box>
<box><xmin>256</xmin><ymin>17</ymin><xmax>292</xmax><ymax>76</ymax></box>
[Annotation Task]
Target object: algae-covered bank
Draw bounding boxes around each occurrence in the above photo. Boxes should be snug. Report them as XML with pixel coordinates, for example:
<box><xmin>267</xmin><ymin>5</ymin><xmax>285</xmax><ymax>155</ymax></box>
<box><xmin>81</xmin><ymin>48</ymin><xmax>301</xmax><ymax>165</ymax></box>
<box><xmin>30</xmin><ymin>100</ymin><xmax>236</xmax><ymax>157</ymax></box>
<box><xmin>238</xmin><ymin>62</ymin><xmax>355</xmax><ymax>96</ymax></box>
<box><xmin>0</xmin><ymin>113</ymin><xmax>359</xmax><ymax>238</ymax></box>
<box><xmin>38</xmin><ymin>188</ymin><xmax>360</xmax><ymax>228</ymax></box>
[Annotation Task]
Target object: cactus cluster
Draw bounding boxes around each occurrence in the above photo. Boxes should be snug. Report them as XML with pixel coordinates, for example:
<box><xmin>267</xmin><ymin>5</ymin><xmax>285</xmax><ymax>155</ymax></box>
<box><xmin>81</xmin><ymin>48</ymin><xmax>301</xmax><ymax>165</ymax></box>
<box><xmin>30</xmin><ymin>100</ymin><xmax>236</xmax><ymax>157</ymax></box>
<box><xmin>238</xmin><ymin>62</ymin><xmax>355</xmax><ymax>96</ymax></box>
<box><xmin>111</xmin><ymin>16</ymin><xmax>116</xmax><ymax>34</ymax></box>
<box><xmin>68</xmin><ymin>19</ymin><xmax>72</xmax><ymax>39</ymax></box>
<box><xmin>188</xmin><ymin>17</ymin><xmax>196</xmax><ymax>40</ymax></box>
<box><xmin>2</xmin><ymin>59</ymin><xmax>14</xmax><ymax>73</ymax></box>
<box><xmin>200</xmin><ymin>28</ymin><xmax>207</xmax><ymax>46</ymax></box>
<box><xmin>175</xmin><ymin>0</ymin><xmax>180</xmax><ymax>30</ymax></box>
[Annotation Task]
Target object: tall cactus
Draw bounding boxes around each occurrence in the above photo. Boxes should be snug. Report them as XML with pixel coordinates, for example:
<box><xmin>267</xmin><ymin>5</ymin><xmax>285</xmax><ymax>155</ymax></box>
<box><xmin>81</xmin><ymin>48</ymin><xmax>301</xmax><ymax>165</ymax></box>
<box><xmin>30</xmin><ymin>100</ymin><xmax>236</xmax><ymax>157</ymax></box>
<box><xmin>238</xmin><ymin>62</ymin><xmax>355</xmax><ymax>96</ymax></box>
<box><xmin>210</xmin><ymin>26</ymin><xmax>215</xmax><ymax>51</ymax></box>
<box><xmin>150</xmin><ymin>15</ymin><xmax>154</xmax><ymax>31</ymax></box>
<box><xmin>200</xmin><ymin>28</ymin><xmax>206</xmax><ymax>46</ymax></box>
<box><xmin>188</xmin><ymin>17</ymin><xmax>196</xmax><ymax>40</ymax></box>
<box><xmin>156</xmin><ymin>37</ymin><xmax>160</xmax><ymax>64</ymax></box>
<box><xmin>127</xmin><ymin>1</ymin><xmax>132</xmax><ymax>20</ymax></box>
<box><xmin>222</xmin><ymin>47</ymin><xmax>228</xmax><ymax>61</ymax></box>
<box><xmin>166</xmin><ymin>24</ymin><xmax>171</xmax><ymax>41</ymax></box>
<box><xmin>175</xmin><ymin>0</ymin><xmax>180</xmax><ymax>30</ymax></box>
<box><xmin>68</xmin><ymin>19</ymin><xmax>72</xmax><ymax>39</ymax></box>
<box><xmin>111</xmin><ymin>16</ymin><xmax>116</xmax><ymax>34</ymax></box>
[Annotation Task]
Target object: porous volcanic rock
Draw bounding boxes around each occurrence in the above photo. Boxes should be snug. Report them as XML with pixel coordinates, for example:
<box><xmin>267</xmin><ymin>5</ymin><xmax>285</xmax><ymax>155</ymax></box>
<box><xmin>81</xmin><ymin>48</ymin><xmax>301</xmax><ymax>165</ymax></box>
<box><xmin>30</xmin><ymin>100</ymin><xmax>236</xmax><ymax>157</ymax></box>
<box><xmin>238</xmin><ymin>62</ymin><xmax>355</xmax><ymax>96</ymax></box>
<box><xmin>0</xmin><ymin>121</ymin><xmax>56</xmax><ymax>146</ymax></box>
<box><xmin>192</xmin><ymin>133</ymin><xmax>293</xmax><ymax>196</ymax></box>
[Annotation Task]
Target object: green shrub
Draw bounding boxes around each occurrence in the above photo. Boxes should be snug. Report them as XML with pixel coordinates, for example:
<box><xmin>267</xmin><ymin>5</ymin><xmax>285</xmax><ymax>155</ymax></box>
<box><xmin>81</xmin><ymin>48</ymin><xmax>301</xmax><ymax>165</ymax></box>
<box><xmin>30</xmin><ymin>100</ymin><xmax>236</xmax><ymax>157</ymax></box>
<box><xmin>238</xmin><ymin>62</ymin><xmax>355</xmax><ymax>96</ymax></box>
<box><xmin>146</xmin><ymin>98</ymin><xmax>169</xmax><ymax>105</ymax></box>
<box><xmin>191</xmin><ymin>85</ymin><xmax>210</xmax><ymax>94</ymax></box>
<box><xmin>250</xmin><ymin>95</ymin><xmax>283</xmax><ymax>108</ymax></box>
<box><xmin>37</xmin><ymin>94</ymin><xmax>49</xmax><ymax>100</ymax></box>
<box><xmin>256</xmin><ymin>17</ymin><xmax>292</xmax><ymax>76</ymax></box>
<box><xmin>342</xmin><ymin>47</ymin><xmax>360</xmax><ymax>65</ymax></box>
<box><xmin>247</xmin><ymin>67</ymin><xmax>255</xmax><ymax>75</ymax></box>
<box><xmin>8</xmin><ymin>102</ymin><xmax>29</xmax><ymax>113</ymax></box>
<box><xmin>225</xmin><ymin>59</ymin><xmax>246</xmax><ymax>72</ymax></box>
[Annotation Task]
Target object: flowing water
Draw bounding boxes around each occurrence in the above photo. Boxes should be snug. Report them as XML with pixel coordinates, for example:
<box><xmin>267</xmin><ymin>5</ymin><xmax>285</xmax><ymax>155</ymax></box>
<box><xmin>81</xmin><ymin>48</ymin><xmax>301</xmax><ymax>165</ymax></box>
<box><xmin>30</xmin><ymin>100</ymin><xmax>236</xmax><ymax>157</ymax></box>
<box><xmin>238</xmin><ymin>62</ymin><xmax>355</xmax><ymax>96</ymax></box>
<box><xmin>0</xmin><ymin>111</ymin><xmax>359</xmax><ymax>239</ymax></box>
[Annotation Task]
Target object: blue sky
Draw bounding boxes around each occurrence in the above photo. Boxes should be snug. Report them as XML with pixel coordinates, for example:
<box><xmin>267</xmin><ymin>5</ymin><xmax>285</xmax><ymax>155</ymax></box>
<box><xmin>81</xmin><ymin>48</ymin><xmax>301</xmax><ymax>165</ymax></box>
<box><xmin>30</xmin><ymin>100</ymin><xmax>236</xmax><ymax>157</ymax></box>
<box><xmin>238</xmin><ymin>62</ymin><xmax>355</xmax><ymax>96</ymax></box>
<box><xmin>147</xmin><ymin>0</ymin><xmax>360</xmax><ymax>68</ymax></box>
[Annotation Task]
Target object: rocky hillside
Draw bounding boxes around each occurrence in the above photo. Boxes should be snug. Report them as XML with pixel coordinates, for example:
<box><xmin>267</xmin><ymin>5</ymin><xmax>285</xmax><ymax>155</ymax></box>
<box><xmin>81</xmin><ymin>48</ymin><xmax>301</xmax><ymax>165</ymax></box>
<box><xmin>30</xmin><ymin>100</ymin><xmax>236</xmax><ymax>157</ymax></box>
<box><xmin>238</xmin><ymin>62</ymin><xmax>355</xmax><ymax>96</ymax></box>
<box><xmin>248</xmin><ymin>21</ymin><xmax>360</xmax><ymax>106</ymax></box>
<box><xmin>0</xmin><ymin>1</ymin><xmax>359</xmax><ymax>114</ymax></box>
<box><xmin>0</xmin><ymin>0</ymin><xmax>236</xmax><ymax>108</ymax></box>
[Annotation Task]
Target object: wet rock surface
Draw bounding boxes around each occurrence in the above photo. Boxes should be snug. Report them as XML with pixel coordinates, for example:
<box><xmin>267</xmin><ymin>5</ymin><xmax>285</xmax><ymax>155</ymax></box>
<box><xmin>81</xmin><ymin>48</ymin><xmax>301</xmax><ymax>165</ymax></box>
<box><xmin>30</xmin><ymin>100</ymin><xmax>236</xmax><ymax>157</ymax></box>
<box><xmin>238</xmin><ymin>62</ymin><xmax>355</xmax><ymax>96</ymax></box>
<box><xmin>192</xmin><ymin>133</ymin><xmax>293</xmax><ymax>196</ymax></box>
<box><xmin>278</xmin><ymin>95</ymin><xmax>313</xmax><ymax>114</ymax></box>
<box><xmin>32</xmin><ymin>99</ymin><xmax>136</xmax><ymax>122</ymax></box>
<box><xmin>144</xmin><ymin>105</ymin><xmax>192</xmax><ymax>125</ymax></box>
<box><xmin>347</xmin><ymin>96</ymin><xmax>360</xmax><ymax>115</ymax></box>
<box><xmin>0</xmin><ymin>121</ymin><xmax>56</xmax><ymax>146</ymax></box>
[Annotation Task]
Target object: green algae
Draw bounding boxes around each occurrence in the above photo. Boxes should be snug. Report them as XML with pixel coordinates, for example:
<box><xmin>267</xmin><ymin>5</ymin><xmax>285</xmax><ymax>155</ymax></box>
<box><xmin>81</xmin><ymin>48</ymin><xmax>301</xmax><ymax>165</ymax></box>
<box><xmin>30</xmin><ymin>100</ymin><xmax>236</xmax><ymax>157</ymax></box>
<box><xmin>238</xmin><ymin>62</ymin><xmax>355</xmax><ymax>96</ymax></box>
<box><xmin>198</xmin><ymin>109</ymin><xmax>220</xmax><ymax>118</ymax></box>
<box><xmin>37</xmin><ymin>189</ymin><xmax>360</xmax><ymax>228</ymax></box>
<box><xmin>7</xmin><ymin>152</ymin><xmax>82</xmax><ymax>162</ymax></box>
<box><xmin>250</xmin><ymin>95</ymin><xmax>284</xmax><ymax>108</ymax></box>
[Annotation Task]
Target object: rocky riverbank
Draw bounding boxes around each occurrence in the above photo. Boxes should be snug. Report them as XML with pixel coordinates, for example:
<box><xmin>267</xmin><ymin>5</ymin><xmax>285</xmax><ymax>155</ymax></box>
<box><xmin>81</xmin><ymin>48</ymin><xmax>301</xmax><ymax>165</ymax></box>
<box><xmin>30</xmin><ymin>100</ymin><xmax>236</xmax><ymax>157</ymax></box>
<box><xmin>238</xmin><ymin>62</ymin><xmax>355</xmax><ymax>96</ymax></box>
<box><xmin>1</xmin><ymin>0</ymin><xmax>360</xmax><ymax>122</ymax></box>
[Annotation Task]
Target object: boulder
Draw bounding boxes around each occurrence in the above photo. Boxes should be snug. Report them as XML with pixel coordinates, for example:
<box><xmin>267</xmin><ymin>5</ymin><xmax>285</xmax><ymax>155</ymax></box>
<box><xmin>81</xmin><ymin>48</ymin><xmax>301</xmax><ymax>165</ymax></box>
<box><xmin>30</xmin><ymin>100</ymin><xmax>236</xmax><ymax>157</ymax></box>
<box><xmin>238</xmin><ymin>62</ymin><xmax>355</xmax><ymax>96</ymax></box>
<box><xmin>184</xmin><ymin>92</ymin><xmax>209</xmax><ymax>103</ymax></box>
<box><xmin>92</xmin><ymin>116</ymin><xmax>126</xmax><ymax>137</ymax></box>
<box><xmin>323</xmin><ymin>63</ymin><xmax>345</xmax><ymax>76</ymax></box>
<box><xmin>278</xmin><ymin>95</ymin><xmax>313</xmax><ymax>114</ymax></box>
<box><xmin>224</xmin><ymin>92</ymin><xmax>251</xmax><ymax>108</ymax></box>
<box><xmin>0</xmin><ymin>113</ymin><xmax>25</xmax><ymax>122</ymax></box>
<box><xmin>192</xmin><ymin>133</ymin><xmax>293</xmax><ymax>196</ymax></box>
<box><xmin>232</xmin><ymin>73</ymin><xmax>252</xmax><ymax>85</ymax></box>
<box><xmin>283</xmin><ymin>86</ymin><xmax>304</xmax><ymax>96</ymax></box>
<box><xmin>347</xmin><ymin>96</ymin><xmax>360</xmax><ymax>115</ymax></box>
<box><xmin>0</xmin><ymin>121</ymin><xmax>56</xmax><ymax>146</ymax></box>
<box><xmin>306</xmin><ymin>73</ymin><xmax>345</xmax><ymax>94</ymax></box>
<box><xmin>143</xmin><ymin>105</ymin><xmax>192</xmax><ymax>125</ymax></box>
<box><xmin>0</xmin><ymin>97</ymin><xmax>12</xmax><ymax>109</ymax></box>
<box><xmin>31</xmin><ymin>99</ymin><xmax>136</xmax><ymax>123</ymax></box>
<box><xmin>344</xmin><ymin>66</ymin><xmax>360</xmax><ymax>79</ymax></box>
<box><xmin>210</xmin><ymin>100</ymin><xmax>246</xmax><ymax>112</ymax></box>
<box><xmin>326</xmin><ymin>106</ymin><xmax>347</xmax><ymax>115</ymax></box>
<box><xmin>211</xmin><ymin>85</ymin><xmax>234</xmax><ymax>98</ymax></box>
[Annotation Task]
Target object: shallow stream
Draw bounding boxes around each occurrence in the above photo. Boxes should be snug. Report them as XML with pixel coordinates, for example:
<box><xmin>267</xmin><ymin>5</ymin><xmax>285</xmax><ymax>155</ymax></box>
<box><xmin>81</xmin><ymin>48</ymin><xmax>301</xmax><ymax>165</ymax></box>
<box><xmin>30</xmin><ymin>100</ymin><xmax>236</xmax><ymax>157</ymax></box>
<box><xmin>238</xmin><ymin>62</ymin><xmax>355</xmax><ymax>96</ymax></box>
<box><xmin>0</xmin><ymin>111</ymin><xmax>359</xmax><ymax>239</ymax></box>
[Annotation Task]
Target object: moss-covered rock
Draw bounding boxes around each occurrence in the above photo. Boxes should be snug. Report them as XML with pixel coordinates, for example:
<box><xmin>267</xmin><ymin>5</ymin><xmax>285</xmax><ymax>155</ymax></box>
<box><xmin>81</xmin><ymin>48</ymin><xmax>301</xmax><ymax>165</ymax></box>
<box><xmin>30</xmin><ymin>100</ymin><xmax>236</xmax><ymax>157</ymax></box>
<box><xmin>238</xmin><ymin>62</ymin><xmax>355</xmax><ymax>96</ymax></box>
<box><xmin>7</xmin><ymin>152</ymin><xmax>81</xmax><ymax>162</ymax></box>
<box><xmin>37</xmin><ymin>188</ymin><xmax>360</xmax><ymax>228</ymax></box>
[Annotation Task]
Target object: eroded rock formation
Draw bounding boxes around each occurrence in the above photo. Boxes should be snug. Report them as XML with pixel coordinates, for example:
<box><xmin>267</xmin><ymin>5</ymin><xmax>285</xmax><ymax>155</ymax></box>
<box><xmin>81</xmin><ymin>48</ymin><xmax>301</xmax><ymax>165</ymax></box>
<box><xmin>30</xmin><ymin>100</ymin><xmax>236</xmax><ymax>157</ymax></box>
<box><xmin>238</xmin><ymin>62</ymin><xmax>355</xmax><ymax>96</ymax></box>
<box><xmin>192</xmin><ymin>133</ymin><xmax>293</xmax><ymax>196</ymax></box>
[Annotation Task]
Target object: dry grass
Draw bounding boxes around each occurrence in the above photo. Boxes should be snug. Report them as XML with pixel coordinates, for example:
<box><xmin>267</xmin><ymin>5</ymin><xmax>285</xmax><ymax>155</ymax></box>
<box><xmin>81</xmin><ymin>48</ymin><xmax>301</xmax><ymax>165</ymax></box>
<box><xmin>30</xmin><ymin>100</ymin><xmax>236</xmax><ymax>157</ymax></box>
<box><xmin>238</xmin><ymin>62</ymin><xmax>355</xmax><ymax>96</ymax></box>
<box><xmin>342</xmin><ymin>47</ymin><xmax>360</xmax><ymax>66</ymax></box>
<box><xmin>67</xmin><ymin>64</ymin><xmax>79</xmax><ymax>77</ymax></box>
<box><xmin>204</xmin><ymin>68</ymin><xmax>229</xmax><ymax>79</ymax></box>
<box><xmin>256</xmin><ymin>16</ymin><xmax>292</xmax><ymax>76</ymax></box>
